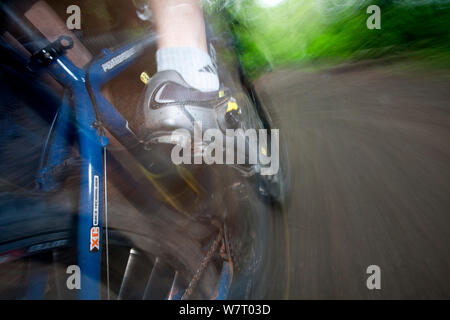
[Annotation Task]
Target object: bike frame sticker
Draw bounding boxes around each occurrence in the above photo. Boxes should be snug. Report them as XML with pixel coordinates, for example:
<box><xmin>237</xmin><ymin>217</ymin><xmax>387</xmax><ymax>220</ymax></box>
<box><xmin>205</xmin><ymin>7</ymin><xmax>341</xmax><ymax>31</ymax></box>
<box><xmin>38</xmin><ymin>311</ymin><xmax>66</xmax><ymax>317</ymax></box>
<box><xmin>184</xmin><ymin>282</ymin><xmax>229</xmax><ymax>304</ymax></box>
<box><xmin>101</xmin><ymin>47</ymin><xmax>137</xmax><ymax>73</ymax></box>
<box><xmin>90</xmin><ymin>175</ymin><xmax>100</xmax><ymax>252</ymax></box>
<box><xmin>90</xmin><ymin>227</ymin><xmax>100</xmax><ymax>252</ymax></box>
<box><xmin>93</xmin><ymin>175</ymin><xmax>99</xmax><ymax>227</ymax></box>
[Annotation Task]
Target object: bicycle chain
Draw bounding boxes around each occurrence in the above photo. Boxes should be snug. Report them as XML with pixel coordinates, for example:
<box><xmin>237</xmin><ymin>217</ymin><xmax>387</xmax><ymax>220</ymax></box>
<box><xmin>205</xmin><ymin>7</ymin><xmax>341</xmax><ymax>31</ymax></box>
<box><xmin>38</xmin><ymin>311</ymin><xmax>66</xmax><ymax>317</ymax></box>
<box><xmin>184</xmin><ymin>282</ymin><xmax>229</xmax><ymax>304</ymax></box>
<box><xmin>223</xmin><ymin>224</ymin><xmax>235</xmax><ymax>268</ymax></box>
<box><xmin>181</xmin><ymin>227</ymin><xmax>223</xmax><ymax>300</ymax></box>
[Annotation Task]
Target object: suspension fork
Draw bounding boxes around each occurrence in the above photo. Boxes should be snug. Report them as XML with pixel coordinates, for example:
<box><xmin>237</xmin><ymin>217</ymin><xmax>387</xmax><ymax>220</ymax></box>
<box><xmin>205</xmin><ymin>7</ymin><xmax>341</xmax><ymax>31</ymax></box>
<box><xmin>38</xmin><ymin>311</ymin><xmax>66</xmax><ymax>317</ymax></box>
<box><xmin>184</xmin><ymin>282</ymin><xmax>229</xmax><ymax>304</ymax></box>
<box><xmin>71</xmin><ymin>81</ymin><xmax>109</xmax><ymax>299</ymax></box>
<box><xmin>48</xmin><ymin>56</ymin><xmax>108</xmax><ymax>300</ymax></box>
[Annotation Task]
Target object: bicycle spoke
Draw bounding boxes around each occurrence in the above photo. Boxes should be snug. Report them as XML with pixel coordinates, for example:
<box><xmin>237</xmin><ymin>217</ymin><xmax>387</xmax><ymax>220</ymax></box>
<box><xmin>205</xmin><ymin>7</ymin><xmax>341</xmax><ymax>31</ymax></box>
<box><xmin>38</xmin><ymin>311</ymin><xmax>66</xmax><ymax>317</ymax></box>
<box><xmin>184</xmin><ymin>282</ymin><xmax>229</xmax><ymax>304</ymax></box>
<box><xmin>117</xmin><ymin>248</ymin><xmax>151</xmax><ymax>300</ymax></box>
<box><xmin>167</xmin><ymin>271</ymin><xmax>184</xmax><ymax>300</ymax></box>
<box><xmin>142</xmin><ymin>257</ymin><xmax>174</xmax><ymax>300</ymax></box>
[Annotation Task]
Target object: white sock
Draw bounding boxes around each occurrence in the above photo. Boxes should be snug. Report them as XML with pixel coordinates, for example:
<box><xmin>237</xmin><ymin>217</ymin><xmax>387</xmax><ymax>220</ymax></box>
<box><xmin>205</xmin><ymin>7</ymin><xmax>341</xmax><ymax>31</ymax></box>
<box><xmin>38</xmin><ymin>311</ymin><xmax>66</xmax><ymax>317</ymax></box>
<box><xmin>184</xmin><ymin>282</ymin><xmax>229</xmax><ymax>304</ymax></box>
<box><xmin>156</xmin><ymin>47</ymin><xmax>220</xmax><ymax>92</ymax></box>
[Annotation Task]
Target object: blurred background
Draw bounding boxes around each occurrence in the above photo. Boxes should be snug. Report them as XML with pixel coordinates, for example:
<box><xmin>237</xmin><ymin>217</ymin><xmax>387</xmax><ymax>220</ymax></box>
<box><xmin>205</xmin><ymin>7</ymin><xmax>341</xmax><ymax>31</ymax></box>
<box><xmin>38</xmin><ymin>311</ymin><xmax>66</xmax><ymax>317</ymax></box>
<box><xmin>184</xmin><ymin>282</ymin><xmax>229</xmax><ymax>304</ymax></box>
<box><xmin>210</xmin><ymin>0</ymin><xmax>450</xmax><ymax>299</ymax></box>
<box><xmin>211</xmin><ymin>0</ymin><xmax>450</xmax><ymax>77</ymax></box>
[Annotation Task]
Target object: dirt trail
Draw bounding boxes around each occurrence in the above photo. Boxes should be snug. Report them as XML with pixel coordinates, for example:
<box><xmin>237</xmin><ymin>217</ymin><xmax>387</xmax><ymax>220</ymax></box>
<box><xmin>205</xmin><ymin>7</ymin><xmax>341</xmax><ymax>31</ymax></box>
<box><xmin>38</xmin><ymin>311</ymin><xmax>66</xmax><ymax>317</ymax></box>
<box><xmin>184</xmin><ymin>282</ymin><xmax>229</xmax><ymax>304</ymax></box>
<box><xmin>255</xmin><ymin>62</ymin><xmax>450</xmax><ymax>299</ymax></box>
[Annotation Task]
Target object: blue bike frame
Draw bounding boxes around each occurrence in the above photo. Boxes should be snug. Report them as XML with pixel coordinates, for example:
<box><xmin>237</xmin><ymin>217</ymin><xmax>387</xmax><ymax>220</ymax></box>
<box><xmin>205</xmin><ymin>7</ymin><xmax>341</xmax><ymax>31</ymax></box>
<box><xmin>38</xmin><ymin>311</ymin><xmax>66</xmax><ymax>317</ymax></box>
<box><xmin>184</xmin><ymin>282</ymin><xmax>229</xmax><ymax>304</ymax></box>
<box><xmin>38</xmin><ymin>33</ymin><xmax>155</xmax><ymax>299</ymax></box>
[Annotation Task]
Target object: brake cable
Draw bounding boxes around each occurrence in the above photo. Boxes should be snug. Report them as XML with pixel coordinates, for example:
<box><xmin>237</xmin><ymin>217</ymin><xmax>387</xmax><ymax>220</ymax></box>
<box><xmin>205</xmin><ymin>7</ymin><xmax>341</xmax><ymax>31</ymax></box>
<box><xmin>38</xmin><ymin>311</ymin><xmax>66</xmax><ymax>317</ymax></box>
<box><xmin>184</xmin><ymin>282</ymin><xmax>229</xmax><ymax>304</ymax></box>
<box><xmin>104</xmin><ymin>146</ymin><xmax>110</xmax><ymax>300</ymax></box>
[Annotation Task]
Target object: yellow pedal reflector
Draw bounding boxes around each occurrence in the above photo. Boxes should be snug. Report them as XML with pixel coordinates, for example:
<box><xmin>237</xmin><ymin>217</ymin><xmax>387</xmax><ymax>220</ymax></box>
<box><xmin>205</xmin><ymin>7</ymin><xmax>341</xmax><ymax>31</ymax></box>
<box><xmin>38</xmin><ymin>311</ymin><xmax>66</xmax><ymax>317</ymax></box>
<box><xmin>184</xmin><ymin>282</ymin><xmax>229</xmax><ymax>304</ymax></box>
<box><xmin>140</xmin><ymin>71</ymin><xmax>150</xmax><ymax>85</ymax></box>
<box><xmin>226</xmin><ymin>101</ymin><xmax>238</xmax><ymax>113</ymax></box>
<box><xmin>218</xmin><ymin>90</ymin><xmax>225</xmax><ymax>98</ymax></box>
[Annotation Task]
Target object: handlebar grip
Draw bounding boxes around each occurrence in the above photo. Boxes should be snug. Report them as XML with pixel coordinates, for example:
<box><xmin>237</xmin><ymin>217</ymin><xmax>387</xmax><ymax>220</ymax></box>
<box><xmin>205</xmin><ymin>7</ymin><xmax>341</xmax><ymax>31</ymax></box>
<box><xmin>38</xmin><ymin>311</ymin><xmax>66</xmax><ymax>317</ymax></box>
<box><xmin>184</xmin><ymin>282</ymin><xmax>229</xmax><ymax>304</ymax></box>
<box><xmin>0</xmin><ymin>1</ymin><xmax>50</xmax><ymax>54</ymax></box>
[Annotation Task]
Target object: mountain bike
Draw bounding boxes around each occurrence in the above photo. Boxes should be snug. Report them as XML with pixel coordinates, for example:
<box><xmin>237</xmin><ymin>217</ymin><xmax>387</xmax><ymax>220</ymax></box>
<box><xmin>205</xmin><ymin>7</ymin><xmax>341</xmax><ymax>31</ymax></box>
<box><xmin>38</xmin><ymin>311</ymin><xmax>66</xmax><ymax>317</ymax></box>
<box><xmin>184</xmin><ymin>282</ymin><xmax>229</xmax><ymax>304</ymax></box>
<box><xmin>0</xmin><ymin>0</ymin><xmax>289</xmax><ymax>300</ymax></box>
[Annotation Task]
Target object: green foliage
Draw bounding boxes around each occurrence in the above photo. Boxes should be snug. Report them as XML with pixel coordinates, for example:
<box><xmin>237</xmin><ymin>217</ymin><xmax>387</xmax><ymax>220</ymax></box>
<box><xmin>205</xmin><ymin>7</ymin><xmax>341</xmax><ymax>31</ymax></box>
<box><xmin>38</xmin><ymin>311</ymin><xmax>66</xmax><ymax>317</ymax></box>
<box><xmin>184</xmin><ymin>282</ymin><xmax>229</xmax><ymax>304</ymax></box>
<box><xmin>223</xmin><ymin>0</ymin><xmax>450</xmax><ymax>77</ymax></box>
